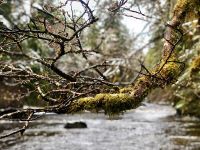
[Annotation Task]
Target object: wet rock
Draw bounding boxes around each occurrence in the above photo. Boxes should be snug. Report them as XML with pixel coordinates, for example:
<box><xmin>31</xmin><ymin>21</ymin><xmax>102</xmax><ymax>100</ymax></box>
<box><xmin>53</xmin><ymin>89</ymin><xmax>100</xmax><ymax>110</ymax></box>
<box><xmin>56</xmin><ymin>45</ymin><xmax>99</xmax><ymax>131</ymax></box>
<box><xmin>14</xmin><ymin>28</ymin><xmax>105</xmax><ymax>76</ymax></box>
<box><xmin>64</xmin><ymin>121</ymin><xmax>87</xmax><ymax>129</ymax></box>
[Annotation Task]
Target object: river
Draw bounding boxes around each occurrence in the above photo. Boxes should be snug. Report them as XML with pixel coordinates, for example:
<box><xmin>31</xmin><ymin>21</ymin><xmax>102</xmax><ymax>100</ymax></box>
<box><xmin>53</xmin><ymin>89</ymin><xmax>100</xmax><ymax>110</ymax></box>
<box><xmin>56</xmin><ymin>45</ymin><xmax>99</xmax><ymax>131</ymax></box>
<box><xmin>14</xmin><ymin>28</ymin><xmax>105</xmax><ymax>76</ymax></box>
<box><xmin>1</xmin><ymin>103</ymin><xmax>200</xmax><ymax>150</ymax></box>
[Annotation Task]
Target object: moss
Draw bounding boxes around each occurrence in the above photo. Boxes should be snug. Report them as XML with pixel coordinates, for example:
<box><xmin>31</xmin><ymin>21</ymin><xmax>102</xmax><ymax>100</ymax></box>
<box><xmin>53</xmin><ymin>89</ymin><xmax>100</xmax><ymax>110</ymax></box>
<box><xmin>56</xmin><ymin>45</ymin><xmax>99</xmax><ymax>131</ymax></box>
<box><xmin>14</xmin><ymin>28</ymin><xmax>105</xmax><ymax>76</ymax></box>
<box><xmin>174</xmin><ymin>0</ymin><xmax>195</xmax><ymax>12</ymax></box>
<box><xmin>67</xmin><ymin>59</ymin><xmax>183</xmax><ymax>115</ymax></box>
<box><xmin>160</xmin><ymin>62</ymin><xmax>180</xmax><ymax>79</ymax></box>
<box><xmin>67</xmin><ymin>93</ymin><xmax>137</xmax><ymax>115</ymax></box>
<box><xmin>134</xmin><ymin>76</ymin><xmax>150</xmax><ymax>87</ymax></box>
<box><xmin>174</xmin><ymin>0</ymin><xmax>200</xmax><ymax>21</ymax></box>
<box><xmin>119</xmin><ymin>87</ymin><xmax>133</xmax><ymax>93</ymax></box>
<box><xmin>67</xmin><ymin>60</ymin><xmax>184</xmax><ymax>115</ymax></box>
<box><xmin>103</xmin><ymin>93</ymin><xmax>133</xmax><ymax>115</ymax></box>
<box><xmin>65</xmin><ymin>0</ymin><xmax>196</xmax><ymax>115</ymax></box>
<box><xmin>68</xmin><ymin>97</ymin><xmax>94</xmax><ymax>112</ymax></box>
<box><xmin>190</xmin><ymin>55</ymin><xmax>200</xmax><ymax>73</ymax></box>
<box><xmin>174</xmin><ymin>0</ymin><xmax>189</xmax><ymax>10</ymax></box>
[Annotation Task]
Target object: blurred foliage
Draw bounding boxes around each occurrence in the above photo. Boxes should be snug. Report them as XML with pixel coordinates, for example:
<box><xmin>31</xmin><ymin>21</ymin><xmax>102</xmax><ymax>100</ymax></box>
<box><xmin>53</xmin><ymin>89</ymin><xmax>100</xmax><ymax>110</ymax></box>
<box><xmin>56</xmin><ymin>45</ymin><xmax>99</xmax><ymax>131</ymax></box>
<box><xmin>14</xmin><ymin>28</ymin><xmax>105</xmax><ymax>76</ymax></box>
<box><xmin>0</xmin><ymin>0</ymin><xmax>53</xmax><ymax>107</ymax></box>
<box><xmin>172</xmin><ymin>23</ymin><xmax>200</xmax><ymax>117</ymax></box>
<box><xmin>146</xmin><ymin>0</ymin><xmax>200</xmax><ymax>117</ymax></box>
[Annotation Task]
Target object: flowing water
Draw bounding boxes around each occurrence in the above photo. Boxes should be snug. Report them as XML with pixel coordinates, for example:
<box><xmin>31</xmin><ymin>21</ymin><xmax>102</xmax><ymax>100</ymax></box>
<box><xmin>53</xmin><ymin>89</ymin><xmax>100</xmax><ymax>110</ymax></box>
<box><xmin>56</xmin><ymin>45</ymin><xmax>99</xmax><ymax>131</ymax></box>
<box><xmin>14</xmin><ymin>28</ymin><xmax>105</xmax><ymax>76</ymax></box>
<box><xmin>1</xmin><ymin>103</ymin><xmax>200</xmax><ymax>150</ymax></box>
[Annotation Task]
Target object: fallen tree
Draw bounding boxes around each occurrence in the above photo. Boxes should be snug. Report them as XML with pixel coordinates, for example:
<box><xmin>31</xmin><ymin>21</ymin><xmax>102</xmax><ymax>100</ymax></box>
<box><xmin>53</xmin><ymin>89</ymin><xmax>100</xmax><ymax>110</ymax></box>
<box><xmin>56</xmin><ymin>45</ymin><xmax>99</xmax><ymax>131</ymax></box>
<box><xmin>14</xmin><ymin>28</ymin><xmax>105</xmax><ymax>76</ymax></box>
<box><xmin>64</xmin><ymin>0</ymin><xmax>200</xmax><ymax>114</ymax></box>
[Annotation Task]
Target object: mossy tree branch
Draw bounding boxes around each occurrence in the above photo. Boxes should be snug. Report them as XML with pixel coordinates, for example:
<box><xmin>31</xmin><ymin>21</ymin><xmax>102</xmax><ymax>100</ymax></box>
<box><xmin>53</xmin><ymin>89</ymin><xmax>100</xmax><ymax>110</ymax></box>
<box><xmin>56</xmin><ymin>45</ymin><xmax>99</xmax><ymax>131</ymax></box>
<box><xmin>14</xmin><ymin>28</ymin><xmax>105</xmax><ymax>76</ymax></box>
<box><xmin>64</xmin><ymin>0</ymin><xmax>200</xmax><ymax>115</ymax></box>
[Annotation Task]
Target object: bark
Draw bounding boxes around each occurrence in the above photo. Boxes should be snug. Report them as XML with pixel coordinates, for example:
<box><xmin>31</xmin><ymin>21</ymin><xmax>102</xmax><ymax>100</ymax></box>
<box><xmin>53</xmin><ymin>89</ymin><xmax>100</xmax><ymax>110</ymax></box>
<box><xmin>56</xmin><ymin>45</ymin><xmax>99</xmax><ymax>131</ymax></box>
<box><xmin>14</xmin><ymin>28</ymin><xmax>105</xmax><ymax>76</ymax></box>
<box><xmin>65</xmin><ymin>0</ymin><xmax>200</xmax><ymax>115</ymax></box>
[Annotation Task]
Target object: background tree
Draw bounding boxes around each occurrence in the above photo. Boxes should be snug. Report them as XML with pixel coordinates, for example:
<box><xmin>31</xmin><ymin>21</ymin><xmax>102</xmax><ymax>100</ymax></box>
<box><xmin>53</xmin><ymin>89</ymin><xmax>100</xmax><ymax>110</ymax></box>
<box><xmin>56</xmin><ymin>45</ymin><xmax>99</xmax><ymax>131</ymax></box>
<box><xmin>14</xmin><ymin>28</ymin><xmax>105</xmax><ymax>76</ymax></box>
<box><xmin>144</xmin><ymin>0</ymin><xmax>200</xmax><ymax>117</ymax></box>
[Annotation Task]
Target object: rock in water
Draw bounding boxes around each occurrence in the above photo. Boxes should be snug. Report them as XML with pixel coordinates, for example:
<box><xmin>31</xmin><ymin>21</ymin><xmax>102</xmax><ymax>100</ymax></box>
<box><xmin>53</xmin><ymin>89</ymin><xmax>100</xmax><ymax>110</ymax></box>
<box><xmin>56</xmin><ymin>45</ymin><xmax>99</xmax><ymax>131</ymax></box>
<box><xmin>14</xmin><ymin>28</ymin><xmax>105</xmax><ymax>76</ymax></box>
<box><xmin>64</xmin><ymin>121</ymin><xmax>87</xmax><ymax>129</ymax></box>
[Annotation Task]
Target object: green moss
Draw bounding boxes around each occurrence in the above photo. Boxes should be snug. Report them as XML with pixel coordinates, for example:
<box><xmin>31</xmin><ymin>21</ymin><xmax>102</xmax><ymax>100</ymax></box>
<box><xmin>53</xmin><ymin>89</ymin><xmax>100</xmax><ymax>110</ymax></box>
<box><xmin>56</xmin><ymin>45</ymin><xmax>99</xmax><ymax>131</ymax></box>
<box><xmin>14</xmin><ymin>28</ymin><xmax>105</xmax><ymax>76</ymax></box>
<box><xmin>65</xmin><ymin>0</ymin><xmax>198</xmax><ymax>115</ymax></box>
<box><xmin>119</xmin><ymin>87</ymin><xmax>133</xmax><ymax>93</ymax></box>
<box><xmin>103</xmin><ymin>93</ymin><xmax>133</xmax><ymax>115</ymax></box>
<box><xmin>174</xmin><ymin>0</ymin><xmax>200</xmax><ymax>21</ymax></box>
<box><xmin>67</xmin><ymin>93</ymin><xmax>136</xmax><ymax>115</ymax></box>
<box><xmin>135</xmin><ymin>76</ymin><xmax>150</xmax><ymax>86</ymax></box>
<box><xmin>160</xmin><ymin>62</ymin><xmax>180</xmax><ymax>79</ymax></box>
<box><xmin>190</xmin><ymin>56</ymin><xmax>200</xmax><ymax>73</ymax></box>
<box><xmin>174</xmin><ymin>0</ymin><xmax>195</xmax><ymax>12</ymax></box>
<box><xmin>67</xmin><ymin>59</ymin><xmax>184</xmax><ymax>115</ymax></box>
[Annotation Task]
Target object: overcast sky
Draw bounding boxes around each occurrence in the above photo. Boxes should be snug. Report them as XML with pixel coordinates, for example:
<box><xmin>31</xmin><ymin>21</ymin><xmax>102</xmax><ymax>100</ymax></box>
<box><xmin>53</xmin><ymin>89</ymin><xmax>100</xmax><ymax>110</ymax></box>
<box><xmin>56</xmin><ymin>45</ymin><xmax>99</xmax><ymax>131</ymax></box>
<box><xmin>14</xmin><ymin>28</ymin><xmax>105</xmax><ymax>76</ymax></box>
<box><xmin>0</xmin><ymin>0</ymin><xmax>150</xmax><ymax>52</ymax></box>
<box><xmin>60</xmin><ymin>0</ymin><xmax>149</xmax><ymax>35</ymax></box>
<box><xmin>59</xmin><ymin>0</ymin><xmax>150</xmax><ymax>53</ymax></box>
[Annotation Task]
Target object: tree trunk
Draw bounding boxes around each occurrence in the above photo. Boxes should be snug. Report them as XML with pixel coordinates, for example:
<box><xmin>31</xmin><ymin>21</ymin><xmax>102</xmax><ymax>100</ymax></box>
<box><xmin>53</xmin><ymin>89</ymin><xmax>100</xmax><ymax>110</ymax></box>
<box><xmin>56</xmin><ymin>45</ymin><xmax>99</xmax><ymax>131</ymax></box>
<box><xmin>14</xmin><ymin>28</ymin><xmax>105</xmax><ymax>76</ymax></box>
<box><xmin>64</xmin><ymin>0</ymin><xmax>200</xmax><ymax>115</ymax></box>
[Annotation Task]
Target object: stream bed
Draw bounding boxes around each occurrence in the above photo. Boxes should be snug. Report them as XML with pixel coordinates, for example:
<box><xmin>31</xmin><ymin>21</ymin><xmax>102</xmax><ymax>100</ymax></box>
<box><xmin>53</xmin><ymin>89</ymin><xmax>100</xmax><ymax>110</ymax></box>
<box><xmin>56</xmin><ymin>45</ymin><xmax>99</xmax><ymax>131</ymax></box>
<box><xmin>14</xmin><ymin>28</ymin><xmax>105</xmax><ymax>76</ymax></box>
<box><xmin>1</xmin><ymin>103</ymin><xmax>200</xmax><ymax>150</ymax></box>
